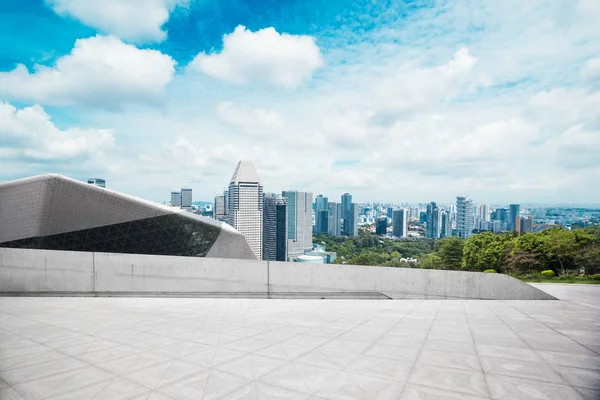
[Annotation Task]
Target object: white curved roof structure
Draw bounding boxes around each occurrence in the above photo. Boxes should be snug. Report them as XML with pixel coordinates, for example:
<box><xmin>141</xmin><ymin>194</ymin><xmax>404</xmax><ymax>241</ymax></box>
<box><xmin>0</xmin><ymin>174</ymin><xmax>256</xmax><ymax>259</ymax></box>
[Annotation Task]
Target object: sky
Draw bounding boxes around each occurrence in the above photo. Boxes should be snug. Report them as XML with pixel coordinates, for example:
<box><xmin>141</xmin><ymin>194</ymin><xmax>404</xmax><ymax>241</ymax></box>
<box><xmin>1</xmin><ymin>0</ymin><xmax>599</xmax><ymax>205</ymax></box>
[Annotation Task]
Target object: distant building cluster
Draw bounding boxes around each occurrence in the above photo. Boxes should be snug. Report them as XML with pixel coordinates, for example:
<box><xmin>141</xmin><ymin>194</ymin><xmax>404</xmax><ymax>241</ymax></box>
<box><xmin>157</xmin><ymin>161</ymin><xmax>599</xmax><ymax>262</ymax></box>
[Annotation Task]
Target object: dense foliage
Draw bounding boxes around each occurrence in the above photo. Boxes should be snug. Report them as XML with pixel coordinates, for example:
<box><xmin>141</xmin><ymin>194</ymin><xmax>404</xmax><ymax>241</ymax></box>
<box><xmin>314</xmin><ymin>225</ymin><xmax>600</xmax><ymax>276</ymax></box>
<box><xmin>314</xmin><ymin>233</ymin><xmax>433</xmax><ymax>267</ymax></box>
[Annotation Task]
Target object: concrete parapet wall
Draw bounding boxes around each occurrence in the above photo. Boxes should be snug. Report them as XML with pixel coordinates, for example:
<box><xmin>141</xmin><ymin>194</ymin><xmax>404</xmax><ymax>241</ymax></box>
<box><xmin>0</xmin><ymin>248</ymin><xmax>555</xmax><ymax>300</ymax></box>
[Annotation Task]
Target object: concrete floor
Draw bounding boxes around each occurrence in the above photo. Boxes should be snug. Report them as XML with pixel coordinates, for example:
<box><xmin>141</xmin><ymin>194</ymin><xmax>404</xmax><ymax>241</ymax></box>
<box><xmin>1</xmin><ymin>285</ymin><xmax>599</xmax><ymax>400</ymax></box>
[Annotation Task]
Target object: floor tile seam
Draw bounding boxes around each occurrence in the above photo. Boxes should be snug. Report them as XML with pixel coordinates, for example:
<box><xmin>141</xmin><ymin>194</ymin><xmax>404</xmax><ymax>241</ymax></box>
<box><xmin>417</xmin><ymin>357</ymin><xmax>481</xmax><ymax>372</ymax></box>
<box><xmin>147</xmin><ymin>358</ymin><xmax>178</xmax><ymax>392</ymax></box>
<box><xmin>478</xmin><ymin>349</ymin><xmax>600</xmax><ymax>372</ymax></box>
<box><xmin>0</xmin><ymin>356</ymin><xmax>94</xmax><ymax>388</ymax></box>
<box><xmin>0</xmin><ymin>347</ymin><xmax>58</xmax><ymax>368</ymax></box>
<box><xmin>501</xmin><ymin>302</ymin><xmax>600</xmax><ymax>357</ymax></box>
<box><xmin>356</xmin><ymin>302</ymin><xmax>424</xmax><ymax>359</ymax></box>
<box><xmin>4</xmin><ymin>363</ymin><xmax>107</xmax><ymax>399</ymax></box>
<box><xmin>88</xmin><ymin>376</ymin><xmax>151</xmax><ymax>400</ymax></box>
<box><xmin>483</xmin><ymin>371</ymin><xmax>600</xmax><ymax>397</ymax></box>
<box><xmin>465</xmin><ymin>307</ymin><xmax>492</xmax><ymax>399</ymax></box>
<box><xmin>396</xmin><ymin>304</ymin><xmax>440</xmax><ymax>399</ymax></box>
<box><xmin>404</xmin><ymin>379</ymin><xmax>492</xmax><ymax>399</ymax></box>
<box><xmin>252</xmin><ymin>375</ymin><xmax>314</xmax><ymax>398</ymax></box>
<box><xmin>37</xmin><ymin>374</ymin><xmax>116</xmax><ymax>400</ymax></box>
<box><xmin>2</xmin><ymin>311</ymin><xmax>133</xmax><ymax>354</ymax></box>
<box><xmin>484</xmin><ymin>302</ymin><xmax>582</xmax><ymax>393</ymax></box>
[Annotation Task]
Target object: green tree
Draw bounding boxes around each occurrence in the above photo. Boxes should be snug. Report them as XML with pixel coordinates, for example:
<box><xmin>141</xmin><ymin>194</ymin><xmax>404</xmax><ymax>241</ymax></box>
<box><xmin>505</xmin><ymin>249</ymin><xmax>543</xmax><ymax>275</ymax></box>
<box><xmin>462</xmin><ymin>232</ymin><xmax>512</xmax><ymax>272</ymax></box>
<box><xmin>575</xmin><ymin>245</ymin><xmax>600</xmax><ymax>275</ymax></box>
<box><xmin>540</xmin><ymin>228</ymin><xmax>579</xmax><ymax>273</ymax></box>
<box><xmin>434</xmin><ymin>237</ymin><xmax>464</xmax><ymax>270</ymax></box>
<box><xmin>419</xmin><ymin>254</ymin><xmax>444</xmax><ymax>269</ymax></box>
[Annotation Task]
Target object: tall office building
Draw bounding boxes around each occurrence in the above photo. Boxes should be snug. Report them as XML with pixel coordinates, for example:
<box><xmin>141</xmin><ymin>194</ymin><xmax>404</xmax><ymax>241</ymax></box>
<box><xmin>314</xmin><ymin>195</ymin><xmax>329</xmax><ymax>235</ymax></box>
<box><xmin>223</xmin><ymin>190</ymin><xmax>229</xmax><ymax>216</ymax></box>
<box><xmin>441</xmin><ymin>211</ymin><xmax>452</xmax><ymax>238</ymax></box>
<box><xmin>316</xmin><ymin>209</ymin><xmax>329</xmax><ymax>234</ymax></box>
<box><xmin>426</xmin><ymin>202</ymin><xmax>441</xmax><ymax>239</ymax></box>
<box><xmin>392</xmin><ymin>208</ymin><xmax>408</xmax><ymax>238</ymax></box>
<box><xmin>170</xmin><ymin>191</ymin><xmax>181</xmax><ymax>208</ymax></box>
<box><xmin>327</xmin><ymin>202</ymin><xmax>342</xmax><ymax>236</ymax></box>
<box><xmin>341</xmin><ymin>193</ymin><xmax>352</xmax><ymax>235</ymax></box>
<box><xmin>87</xmin><ymin>178</ymin><xmax>105</xmax><ymax>188</ymax></box>
<box><xmin>494</xmin><ymin>208</ymin><xmax>509</xmax><ymax>222</ymax></box>
<box><xmin>228</xmin><ymin>161</ymin><xmax>263</xmax><ymax>259</ymax></box>
<box><xmin>520</xmin><ymin>216</ymin><xmax>534</xmax><ymax>234</ymax></box>
<box><xmin>509</xmin><ymin>204</ymin><xmax>521</xmax><ymax>231</ymax></box>
<box><xmin>456</xmin><ymin>196</ymin><xmax>474</xmax><ymax>238</ymax></box>
<box><xmin>262</xmin><ymin>196</ymin><xmax>288</xmax><ymax>261</ymax></box>
<box><xmin>481</xmin><ymin>204</ymin><xmax>491</xmax><ymax>222</ymax></box>
<box><xmin>345</xmin><ymin>203</ymin><xmax>359</xmax><ymax>237</ymax></box>
<box><xmin>282</xmin><ymin>190</ymin><xmax>313</xmax><ymax>259</ymax></box>
<box><xmin>214</xmin><ymin>195</ymin><xmax>225</xmax><ymax>220</ymax></box>
<box><xmin>387</xmin><ymin>207</ymin><xmax>394</xmax><ymax>219</ymax></box>
<box><xmin>181</xmin><ymin>188</ymin><xmax>192</xmax><ymax>211</ymax></box>
<box><xmin>376</xmin><ymin>216</ymin><xmax>387</xmax><ymax>235</ymax></box>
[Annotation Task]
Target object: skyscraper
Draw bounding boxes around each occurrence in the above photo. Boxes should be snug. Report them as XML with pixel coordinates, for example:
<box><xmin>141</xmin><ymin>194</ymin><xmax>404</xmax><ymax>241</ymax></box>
<box><xmin>341</xmin><ymin>193</ymin><xmax>352</xmax><ymax>235</ymax></box>
<box><xmin>170</xmin><ymin>191</ymin><xmax>181</xmax><ymax>208</ymax></box>
<box><xmin>494</xmin><ymin>208</ymin><xmax>509</xmax><ymax>222</ymax></box>
<box><xmin>387</xmin><ymin>207</ymin><xmax>394</xmax><ymax>219</ymax></box>
<box><xmin>262</xmin><ymin>196</ymin><xmax>288</xmax><ymax>261</ymax></box>
<box><xmin>441</xmin><ymin>211</ymin><xmax>452</xmax><ymax>238</ymax></box>
<box><xmin>426</xmin><ymin>202</ymin><xmax>441</xmax><ymax>239</ymax></box>
<box><xmin>327</xmin><ymin>202</ymin><xmax>342</xmax><ymax>236</ymax></box>
<box><xmin>181</xmin><ymin>188</ymin><xmax>192</xmax><ymax>211</ymax></box>
<box><xmin>228</xmin><ymin>161</ymin><xmax>263</xmax><ymax>259</ymax></box>
<box><xmin>456</xmin><ymin>196</ymin><xmax>474</xmax><ymax>238</ymax></box>
<box><xmin>282</xmin><ymin>190</ymin><xmax>313</xmax><ymax>259</ymax></box>
<box><xmin>481</xmin><ymin>204</ymin><xmax>491</xmax><ymax>222</ymax></box>
<box><xmin>345</xmin><ymin>203</ymin><xmax>359</xmax><ymax>237</ymax></box>
<box><xmin>520</xmin><ymin>216</ymin><xmax>534</xmax><ymax>233</ymax></box>
<box><xmin>316</xmin><ymin>209</ymin><xmax>329</xmax><ymax>234</ymax></box>
<box><xmin>392</xmin><ymin>208</ymin><xmax>408</xmax><ymax>238</ymax></box>
<box><xmin>509</xmin><ymin>204</ymin><xmax>521</xmax><ymax>231</ymax></box>
<box><xmin>223</xmin><ymin>190</ymin><xmax>229</xmax><ymax>216</ymax></box>
<box><xmin>214</xmin><ymin>195</ymin><xmax>225</xmax><ymax>220</ymax></box>
<box><xmin>376</xmin><ymin>216</ymin><xmax>387</xmax><ymax>235</ymax></box>
<box><xmin>315</xmin><ymin>194</ymin><xmax>329</xmax><ymax>235</ymax></box>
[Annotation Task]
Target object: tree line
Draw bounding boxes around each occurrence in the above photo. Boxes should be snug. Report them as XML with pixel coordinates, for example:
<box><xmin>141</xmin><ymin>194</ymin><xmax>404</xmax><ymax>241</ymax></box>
<box><xmin>315</xmin><ymin>226</ymin><xmax>600</xmax><ymax>276</ymax></box>
<box><xmin>422</xmin><ymin>226</ymin><xmax>600</xmax><ymax>275</ymax></box>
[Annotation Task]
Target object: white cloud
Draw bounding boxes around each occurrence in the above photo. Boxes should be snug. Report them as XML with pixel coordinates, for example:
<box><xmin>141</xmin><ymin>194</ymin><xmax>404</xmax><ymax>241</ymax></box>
<box><xmin>188</xmin><ymin>26</ymin><xmax>323</xmax><ymax>88</ymax></box>
<box><xmin>0</xmin><ymin>35</ymin><xmax>175</xmax><ymax>109</ymax></box>
<box><xmin>46</xmin><ymin>0</ymin><xmax>186</xmax><ymax>43</ymax></box>
<box><xmin>215</xmin><ymin>102</ymin><xmax>284</xmax><ymax>136</ymax></box>
<box><xmin>0</xmin><ymin>101</ymin><xmax>114</xmax><ymax>164</ymax></box>
<box><xmin>370</xmin><ymin>48</ymin><xmax>488</xmax><ymax>125</ymax></box>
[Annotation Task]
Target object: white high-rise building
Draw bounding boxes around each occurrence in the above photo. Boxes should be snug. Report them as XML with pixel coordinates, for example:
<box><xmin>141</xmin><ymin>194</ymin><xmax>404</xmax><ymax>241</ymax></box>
<box><xmin>181</xmin><ymin>188</ymin><xmax>192</xmax><ymax>211</ymax></box>
<box><xmin>228</xmin><ymin>161</ymin><xmax>263</xmax><ymax>260</ymax></box>
<box><xmin>392</xmin><ymin>208</ymin><xmax>408</xmax><ymax>238</ymax></box>
<box><xmin>456</xmin><ymin>196</ymin><xmax>474</xmax><ymax>238</ymax></box>
<box><xmin>282</xmin><ymin>190</ymin><xmax>313</xmax><ymax>259</ymax></box>
<box><xmin>170</xmin><ymin>191</ymin><xmax>181</xmax><ymax>208</ymax></box>
<box><xmin>214</xmin><ymin>195</ymin><xmax>225</xmax><ymax>220</ymax></box>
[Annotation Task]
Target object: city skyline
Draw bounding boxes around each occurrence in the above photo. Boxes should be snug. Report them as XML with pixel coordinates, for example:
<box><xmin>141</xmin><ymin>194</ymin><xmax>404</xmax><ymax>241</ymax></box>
<box><xmin>1</xmin><ymin>1</ymin><xmax>599</xmax><ymax>204</ymax></box>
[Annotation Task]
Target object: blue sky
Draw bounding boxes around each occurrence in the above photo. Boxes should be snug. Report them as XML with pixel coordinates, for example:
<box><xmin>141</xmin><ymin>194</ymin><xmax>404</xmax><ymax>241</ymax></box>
<box><xmin>1</xmin><ymin>0</ymin><xmax>599</xmax><ymax>204</ymax></box>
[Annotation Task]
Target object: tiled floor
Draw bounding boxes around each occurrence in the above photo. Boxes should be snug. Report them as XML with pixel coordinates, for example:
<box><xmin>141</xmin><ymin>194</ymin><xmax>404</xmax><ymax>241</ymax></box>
<box><xmin>1</xmin><ymin>285</ymin><xmax>599</xmax><ymax>399</ymax></box>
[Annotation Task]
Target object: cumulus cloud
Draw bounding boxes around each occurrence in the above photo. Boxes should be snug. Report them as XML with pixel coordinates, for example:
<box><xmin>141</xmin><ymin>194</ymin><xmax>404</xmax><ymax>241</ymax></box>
<box><xmin>0</xmin><ymin>35</ymin><xmax>176</xmax><ymax>109</ymax></box>
<box><xmin>215</xmin><ymin>102</ymin><xmax>284</xmax><ymax>135</ymax></box>
<box><xmin>188</xmin><ymin>26</ymin><xmax>323</xmax><ymax>88</ymax></box>
<box><xmin>370</xmin><ymin>48</ymin><xmax>487</xmax><ymax>126</ymax></box>
<box><xmin>46</xmin><ymin>0</ymin><xmax>187</xmax><ymax>43</ymax></box>
<box><xmin>0</xmin><ymin>102</ymin><xmax>114</xmax><ymax>164</ymax></box>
